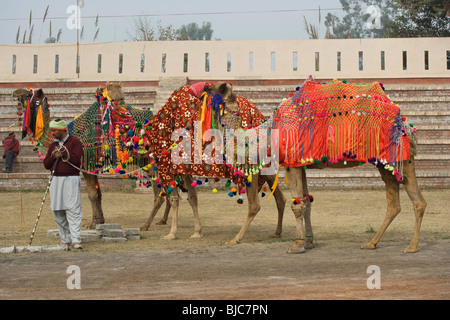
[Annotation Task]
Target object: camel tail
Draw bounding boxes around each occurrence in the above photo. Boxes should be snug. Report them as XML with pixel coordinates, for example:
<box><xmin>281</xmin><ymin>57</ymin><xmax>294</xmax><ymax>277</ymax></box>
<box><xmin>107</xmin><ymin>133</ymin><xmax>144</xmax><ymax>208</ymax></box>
<box><xmin>408</xmin><ymin>131</ymin><xmax>418</xmax><ymax>158</ymax></box>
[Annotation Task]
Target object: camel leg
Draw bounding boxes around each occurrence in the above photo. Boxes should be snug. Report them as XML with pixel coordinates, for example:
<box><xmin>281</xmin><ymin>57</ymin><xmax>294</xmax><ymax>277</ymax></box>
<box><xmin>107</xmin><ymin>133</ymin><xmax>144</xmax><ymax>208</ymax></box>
<box><xmin>362</xmin><ymin>167</ymin><xmax>401</xmax><ymax>250</ymax></box>
<box><xmin>162</xmin><ymin>187</ymin><xmax>180</xmax><ymax>240</ymax></box>
<box><xmin>301</xmin><ymin>168</ymin><xmax>314</xmax><ymax>249</ymax></box>
<box><xmin>155</xmin><ymin>198</ymin><xmax>170</xmax><ymax>225</ymax></box>
<box><xmin>226</xmin><ymin>175</ymin><xmax>261</xmax><ymax>245</ymax></box>
<box><xmin>402</xmin><ymin>160</ymin><xmax>427</xmax><ymax>253</ymax></box>
<box><xmin>183</xmin><ymin>175</ymin><xmax>203</xmax><ymax>238</ymax></box>
<box><xmin>286</xmin><ymin>167</ymin><xmax>307</xmax><ymax>254</ymax></box>
<box><xmin>140</xmin><ymin>181</ymin><xmax>169</xmax><ymax>231</ymax></box>
<box><xmin>263</xmin><ymin>174</ymin><xmax>286</xmax><ymax>238</ymax></box>
<box><xmin>83</xmin><ymin>173</ymin><xmax>105</xmax><ymax>229</ymax></box>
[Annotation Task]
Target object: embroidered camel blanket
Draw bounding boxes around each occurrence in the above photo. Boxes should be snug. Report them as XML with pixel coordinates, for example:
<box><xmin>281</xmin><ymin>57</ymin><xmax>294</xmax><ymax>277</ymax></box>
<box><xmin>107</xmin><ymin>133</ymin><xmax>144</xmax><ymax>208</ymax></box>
<box><xmin>149</xmin><ymin>84</ymin><xmax>266</xmax><ymax>190</ymax></box>
<box><xmin>271</xmin><ymin>80</ymin><xmax>411</xmax><ymax>169</ymax></box>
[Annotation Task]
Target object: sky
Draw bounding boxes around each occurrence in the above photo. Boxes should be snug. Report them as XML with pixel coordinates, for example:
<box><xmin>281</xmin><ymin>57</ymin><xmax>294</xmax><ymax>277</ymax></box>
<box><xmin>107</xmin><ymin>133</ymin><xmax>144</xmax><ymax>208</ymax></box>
<box><xmin>0</xmin><ymin>0</ymin><xmax>348</xmax><ymax>44</ymax></box>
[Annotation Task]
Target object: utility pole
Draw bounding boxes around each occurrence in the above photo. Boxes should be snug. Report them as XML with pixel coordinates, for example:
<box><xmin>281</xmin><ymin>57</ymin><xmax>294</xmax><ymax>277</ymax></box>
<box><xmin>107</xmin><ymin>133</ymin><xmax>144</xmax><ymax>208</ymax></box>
<box><xmin>76</xmin><ymin>0</ymin><xmax>81</xmax><ymax>78</ymax></box>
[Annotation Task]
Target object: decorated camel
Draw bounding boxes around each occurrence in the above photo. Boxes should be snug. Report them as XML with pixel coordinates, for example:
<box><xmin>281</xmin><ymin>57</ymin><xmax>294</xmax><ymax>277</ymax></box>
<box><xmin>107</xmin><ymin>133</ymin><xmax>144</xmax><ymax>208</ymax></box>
<box><xmin>13</xmin><ymin>88</ymin><xmax>50</xmax><ymax>143</ymax></box>
<box><xmin>13</xmin><ymin>83</ymin><xmax>156</xmax><ymax>228</ymax></box>
<box><xmin>144</xmin><ymin>81</ymin><xmax>286</xmax><ymax>242</ymax></box>
<box><xmin>269</xmin><ymin>77</ymin><xmax>427</xmax><ymax>253</ymax></box>
<box><xmin>16</xmin><ymin>82</ymin><xmax>286</xmax><ymax>243</ymax></box>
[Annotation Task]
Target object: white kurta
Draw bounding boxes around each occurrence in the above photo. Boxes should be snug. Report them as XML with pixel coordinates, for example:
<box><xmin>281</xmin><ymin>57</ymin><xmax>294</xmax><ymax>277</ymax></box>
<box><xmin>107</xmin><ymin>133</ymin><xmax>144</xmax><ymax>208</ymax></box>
<box><xmin>50</xmin><ymin>176</ymin><xmax>81</xmax><ymax>211</ymax></box>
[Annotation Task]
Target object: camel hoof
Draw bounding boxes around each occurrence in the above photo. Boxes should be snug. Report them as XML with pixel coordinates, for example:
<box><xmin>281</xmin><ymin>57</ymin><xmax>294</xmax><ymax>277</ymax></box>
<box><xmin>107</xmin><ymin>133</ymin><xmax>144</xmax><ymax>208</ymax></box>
<box><xmin>287</xmin><ymin>246</ymin><xmax>306</xmax><ymax>254</ymax></box>
<box><xmin>162</xmin><ymin>234</ymin><xmax>176</xmax><ymax>240</ymax></box>
<box><xmin>305</xmin><ymin>242</ymin><xmax>315</xmax><ymax>249</ymax></box>
<box><xmin>156</xmin><ymin>221</ymin><xmax>167</xmax><ymax>225</ymax></box>
<box><xmin>226</xmin><ymin>239</ymin><xmax>239</xmax><ymax>246</ymax></box>
<box><xmin>269</xmin><ymin>233</ymin><xmax>281</xmax><ymax>239</ymax></box>
<box><xmin>140</xmin><ymin>226</ymin><xmax>149</xmax><ymax>231</ymax></box>
<box><xmin>190</xmin><ymin>233</ymin><xmax>203</xmax><ymax>239</ymax></box>
<box><xmin>361</xmin><ymin>243</ymin><xmax>377</xmax><ymax>250</ymax></box>
<box><xmin>403</xmin><ymin>245</ymin><xmax>418</xmax><ymax>253</ymax></box>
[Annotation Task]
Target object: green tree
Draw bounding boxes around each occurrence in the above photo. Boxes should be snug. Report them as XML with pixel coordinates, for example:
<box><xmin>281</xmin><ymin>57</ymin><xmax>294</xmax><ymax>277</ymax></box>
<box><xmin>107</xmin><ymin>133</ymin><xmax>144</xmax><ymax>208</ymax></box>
<box><xmin>386</xmin><ymin>0</ymin><xmax>450</xmax><ymax>37</ymax></box>
<box><xmin>325</xmin><ymin>0</ymin><xmax>396</xmax><ymax>38</ymax></box>
<box><xmin>326</xmin><ymin>0</ymin><xmax>450</xmax><ymax>38</ymax></box>
<box><xmin>177</xmin><ymin>22</ymin><xmax>213</xmax><ymax>40</ymax></box>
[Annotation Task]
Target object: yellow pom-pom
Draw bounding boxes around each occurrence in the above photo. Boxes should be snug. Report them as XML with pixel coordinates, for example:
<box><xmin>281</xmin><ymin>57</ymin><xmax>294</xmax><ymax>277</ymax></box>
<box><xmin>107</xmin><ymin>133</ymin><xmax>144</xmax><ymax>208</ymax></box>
<box><xmin>212</xmin><ymin>188</ymin><xmax>218</xmax><ymax>194</ymax></box>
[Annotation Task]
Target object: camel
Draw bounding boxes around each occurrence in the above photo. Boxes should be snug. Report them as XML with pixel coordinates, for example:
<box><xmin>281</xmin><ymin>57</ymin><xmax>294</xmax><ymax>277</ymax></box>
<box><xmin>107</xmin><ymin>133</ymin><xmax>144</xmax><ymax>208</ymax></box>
<box><xmin>147</xmin><ymin>82</ymin><xmax>286</xmax><ymax>243</ymax></box>
<box><xmin>101</xmin><ymin>82</ymin><xmax>285</xmax><ymax>242</ymax></box>
<box><xmin>13</xmin><ymin>88</ymin><xmax>50</xmax><ymax>142</ymax></box>
<box><xmin>69</xmin><ymin>81</ymin><xmax>156</xmax><ymax>229</ymax></box>
<box><xmin>271</xmin><ymin>78</ymin><xmax>427</xmax><ymax>254</ymax></box>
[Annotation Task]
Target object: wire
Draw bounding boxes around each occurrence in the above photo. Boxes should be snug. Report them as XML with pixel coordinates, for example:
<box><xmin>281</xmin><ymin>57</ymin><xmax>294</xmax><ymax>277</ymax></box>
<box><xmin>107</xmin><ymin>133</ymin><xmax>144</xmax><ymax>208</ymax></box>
<box><xmin>0</xmin><ymin>7</ymin><xmax>346</xmax><ymax>22</ymax></box>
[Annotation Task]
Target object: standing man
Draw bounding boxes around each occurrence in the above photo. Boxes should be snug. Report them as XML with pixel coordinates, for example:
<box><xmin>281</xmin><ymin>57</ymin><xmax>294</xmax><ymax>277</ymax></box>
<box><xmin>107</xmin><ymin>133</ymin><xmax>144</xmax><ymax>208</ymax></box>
<box><xmin>2</xmin><ymin>132</ymin><xmax>20</xmax><ymax>173</ymax></box>
<box><xmin>44</xmin><ymin>119</ymin><xmax>84</xmax><ymax>249</ymax></box>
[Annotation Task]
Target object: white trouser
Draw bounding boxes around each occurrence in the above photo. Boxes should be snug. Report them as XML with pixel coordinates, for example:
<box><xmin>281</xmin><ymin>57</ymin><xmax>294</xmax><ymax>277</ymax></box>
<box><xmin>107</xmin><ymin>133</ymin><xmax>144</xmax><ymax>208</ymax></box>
<box><xmin>50</xmin><ymin>175</ymin><xmax>82</xmax><ymax>244</ymax></box>
<box><xmin>53</xmin><ymin>209</ymin><xmax>82</xmax><ymax>244</ymax></box>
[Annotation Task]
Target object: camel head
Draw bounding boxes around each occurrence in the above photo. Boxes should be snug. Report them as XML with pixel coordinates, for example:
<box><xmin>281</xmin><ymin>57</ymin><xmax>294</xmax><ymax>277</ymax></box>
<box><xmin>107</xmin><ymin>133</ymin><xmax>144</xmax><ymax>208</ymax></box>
<box><xmin>12</xmin><ymin>88</ymin><xmax>48</xmax><ymax>109</ymax></box>
<box><xmin>206</xmin><ymin>82</ymin><xmax>237</xmax><ymax>111</ymax></box>
<box><xmin>106</xmin><ymin>81</ymin><xmax>125</xmax><ymax>101</ymax></box>
<box><xmin>33</xmin><ymin>89</ymin><xmax>47</xmax><ymax>106</ymax></box>
<box><xmin>12</xmin><ymin>88</ymin><xmax>31</xmax><ymax>103</ymax></box>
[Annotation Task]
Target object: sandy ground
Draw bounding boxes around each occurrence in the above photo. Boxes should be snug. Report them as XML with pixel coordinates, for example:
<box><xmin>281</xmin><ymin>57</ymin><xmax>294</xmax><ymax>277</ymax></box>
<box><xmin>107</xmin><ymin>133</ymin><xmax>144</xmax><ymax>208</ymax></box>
<box><xmin>0</xmin><ymin>188</ymin><xmax>449</xmax><ymax>301</ymax></box>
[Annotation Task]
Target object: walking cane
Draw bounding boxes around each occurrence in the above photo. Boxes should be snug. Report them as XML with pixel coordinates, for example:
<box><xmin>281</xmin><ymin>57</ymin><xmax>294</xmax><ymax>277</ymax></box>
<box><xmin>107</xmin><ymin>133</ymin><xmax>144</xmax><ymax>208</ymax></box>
<box><xmin>28</xmin><ymin>158</ymin><xmax>60</xmax><ymax>246</ymax></box>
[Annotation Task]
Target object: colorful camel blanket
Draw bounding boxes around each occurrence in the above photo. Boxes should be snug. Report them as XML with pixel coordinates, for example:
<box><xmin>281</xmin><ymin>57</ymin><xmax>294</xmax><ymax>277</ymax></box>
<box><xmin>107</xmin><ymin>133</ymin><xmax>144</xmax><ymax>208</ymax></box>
<box><xmin>149</xmin><ymin>84</ymin><xmax>265</xmax><ymax>190</ymax></box>
<box><xmin>67</xmin><ymin>93</ymin><xmax>153</xmax><ymax>173</ymax></box>
<box><xmin>271</xmin><ymin>80</ymin><xmax>411</xmax><ymax>175</ymax></box>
